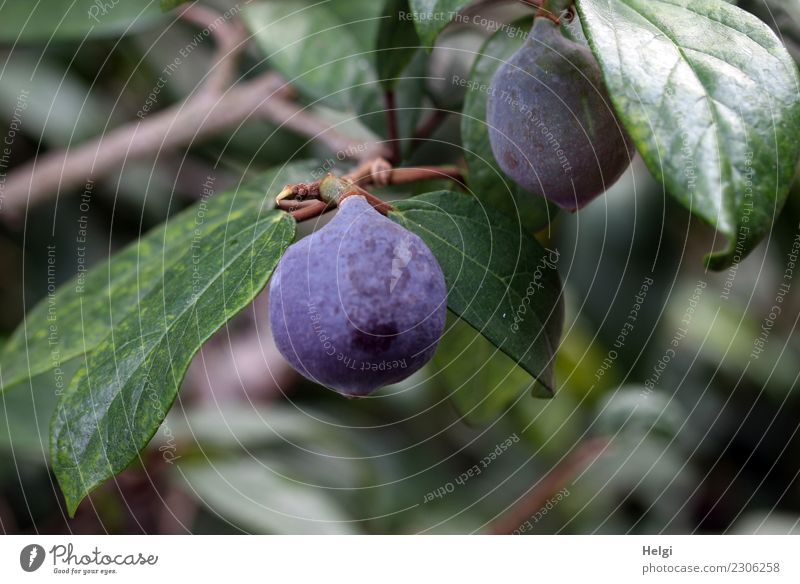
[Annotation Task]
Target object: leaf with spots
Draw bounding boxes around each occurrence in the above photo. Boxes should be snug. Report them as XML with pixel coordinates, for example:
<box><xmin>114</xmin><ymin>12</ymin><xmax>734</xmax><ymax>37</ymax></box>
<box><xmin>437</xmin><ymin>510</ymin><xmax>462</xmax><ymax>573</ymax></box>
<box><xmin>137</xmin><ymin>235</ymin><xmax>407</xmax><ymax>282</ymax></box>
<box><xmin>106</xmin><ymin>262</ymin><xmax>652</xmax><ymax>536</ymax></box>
<box><xmin>0</xmin><ymin>163</ymin><xmax>315</xmax><ymax>392</ymax></box>
<box><xmin>576</xmin><ymin>0</ymin><xmax>800</xmax><ymax>269</ymax></box>
<box><xmin>51</xmin><ymin>207</ymin><xmax>295</xmax><ymax>516</ymax></box>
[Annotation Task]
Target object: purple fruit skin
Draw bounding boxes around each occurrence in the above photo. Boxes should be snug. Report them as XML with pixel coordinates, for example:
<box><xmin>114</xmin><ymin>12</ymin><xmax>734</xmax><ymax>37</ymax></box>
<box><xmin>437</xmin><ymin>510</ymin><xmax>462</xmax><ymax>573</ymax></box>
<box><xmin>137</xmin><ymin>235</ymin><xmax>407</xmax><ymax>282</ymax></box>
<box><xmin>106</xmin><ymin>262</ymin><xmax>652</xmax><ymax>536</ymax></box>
<box><xmin>269</xmin><ymin>196</ymin><xmax>447</xmax><ymax>396</ymax></box>
<box><xmin>486</xmin><ymin>18</ymin><xmax>634</xmax><ymax>211</ymax></box>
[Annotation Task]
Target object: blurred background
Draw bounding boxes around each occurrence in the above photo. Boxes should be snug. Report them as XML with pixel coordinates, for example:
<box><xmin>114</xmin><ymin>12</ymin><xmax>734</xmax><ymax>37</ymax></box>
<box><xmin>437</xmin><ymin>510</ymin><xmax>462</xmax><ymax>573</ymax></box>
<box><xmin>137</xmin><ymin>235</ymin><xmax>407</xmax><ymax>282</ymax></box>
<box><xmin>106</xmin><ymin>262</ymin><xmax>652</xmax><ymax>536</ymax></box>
<box><xmin>1</xmin><ymin>0</ymin><xmax>799</xmax><ymax>534</ymax></box>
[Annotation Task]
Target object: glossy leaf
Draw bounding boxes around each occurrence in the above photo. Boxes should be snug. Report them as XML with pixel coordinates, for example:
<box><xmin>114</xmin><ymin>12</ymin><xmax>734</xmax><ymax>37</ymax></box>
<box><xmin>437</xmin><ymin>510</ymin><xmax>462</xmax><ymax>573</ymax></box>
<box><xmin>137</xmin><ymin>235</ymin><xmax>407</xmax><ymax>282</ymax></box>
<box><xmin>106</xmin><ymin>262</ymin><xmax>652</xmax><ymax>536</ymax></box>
<box><xmin>0</xmin><ymin>1</ymin><xmax>165</xmax><ymax>42</ymax></box>
<box><xmin>390</xmin><ymin>191</ymin><xmax>564</xmax><ymax>396</ymax></box>
<box><xmin>51</xmin><ymin>209</ymin><xmax>295</xmax><ymax>516</ymax></box>
<box><xmin>738</xmin><ymin>0</ymin><xmax>800</xmax><ymax>64</ymax></box>
<box><xmin>242</xmin><ymin>1</ymin><xmax>381</xmax><ymax>115</ymax></box>
<box><xmin>408</xmin><ymin>0</ymin><xmax>472</xmax><ymax>47</ymax></box>
<box><xmin>161</xmin><ymin>0</ymin><xmax>189</xmax><ymax>11</ymax></box>
<box><xmin>0</xmin><ymin>164</ymin><xmax>315</xmax><ymax>391</ymax></box>
<box><xmin>0</xmin><ymin>359</ymin><xmax>80</xmax><ymax>462</ymax></box>
<box><xmin>461</xmin><ymin>17</ymin><xmax>557</xmax><ymax>233</ymax></box>
<box><xmin>576</xmin><ymin>0</ymin><xmax>800</xmax><ymax>269</ymax></box>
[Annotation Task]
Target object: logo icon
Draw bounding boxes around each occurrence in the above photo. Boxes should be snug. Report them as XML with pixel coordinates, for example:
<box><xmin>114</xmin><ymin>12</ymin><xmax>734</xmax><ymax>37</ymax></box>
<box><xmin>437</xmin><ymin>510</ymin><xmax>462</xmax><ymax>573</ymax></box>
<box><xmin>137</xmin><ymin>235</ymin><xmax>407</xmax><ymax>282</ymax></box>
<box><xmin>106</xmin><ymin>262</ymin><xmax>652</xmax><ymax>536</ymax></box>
<box><xmin>20</xmin><ymin>544</ymin><xmax>45</xmax><ymax>572</ymax></box>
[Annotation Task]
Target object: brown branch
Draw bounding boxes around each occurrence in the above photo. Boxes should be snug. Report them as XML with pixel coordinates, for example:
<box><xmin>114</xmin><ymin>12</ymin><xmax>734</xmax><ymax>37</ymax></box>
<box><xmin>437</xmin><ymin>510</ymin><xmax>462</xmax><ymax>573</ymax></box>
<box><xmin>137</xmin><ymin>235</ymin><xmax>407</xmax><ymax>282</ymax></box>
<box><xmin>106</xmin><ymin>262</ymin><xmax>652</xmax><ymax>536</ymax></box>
<box><xmin>258</xmin><ymin>99</ymin><xmax>390</xmax><ymax>162</ymax></box>
<box><xmin>345</xmin><ymin>159</ymin><xmax>464</xmax><ymax>188</ymax></box>
<box><xmin>409</xmin><ymin>109</ymin><xmax>448</xmax><ymax>152</ymax></box>
<box><xmin>487</xmin><ymin>438</ymin><xmax>609</xmax><ymax>535</ymax></box>
<box><xmin>290</xmin><ymin>199</ymin><xmax>331</xmax><ymax>222</ymax></box>
<box><xmin>384</xmin><ymin>91</ymin><xmax>400</xmax><ymax>164</ymax></box>
<box><xmin>0</xmin><ymin>5</ymin><xmax>388</xmax><ymax>222</ymax></box>
<box><xmin>0</xmin><ymin>74</ymin><xmax>289</xmax><ymax>220</ymax></box>
<box><xmin>178</xmin><ymin>3</ymin><xmax>247</xmax><ymax>95</ymax></box>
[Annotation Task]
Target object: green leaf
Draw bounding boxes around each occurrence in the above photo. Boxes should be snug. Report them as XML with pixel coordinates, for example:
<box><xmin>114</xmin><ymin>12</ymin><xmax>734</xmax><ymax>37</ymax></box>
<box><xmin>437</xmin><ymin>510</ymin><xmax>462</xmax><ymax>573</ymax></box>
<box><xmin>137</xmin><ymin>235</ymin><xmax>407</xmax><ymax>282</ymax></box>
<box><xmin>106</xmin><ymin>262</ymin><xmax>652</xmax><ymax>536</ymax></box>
<box><xmin>389</xmin><ymin>191</ymin><xmax>564</xmax><ymax>396</ymax></box>
<box><xmin>0</xmin><ymin>1</ymin><xmax>166</xmax><ymax>42</ymax></box>
<box><xmin>0</xmin><ymin>163</ymin><xmax>315</xmax><ymax>391</ymax></box>
<box><xmin>434</xmin><ymin>315</ymin><xmax>534</xmax><ymax>423</ymax></box>
<box><xmin>408</xmin><ymin>0</ymin><xmax>472</xmax><ymax>47</ymax></box>
<box><xmin>0</xmin><ymin>359</ymin><xmax>80</xmax><ymax>462</ymax></box>
<box><xmin>461</xmin><ymin>17</ymin><xmax>558</xmax><ymax>233</ymax></box>
<box><xmin>576</xmin><ymin>0</ymin><xmax>800</xmax><ymax>269</ymax></box>
<box><xmin>173</xmin><ymin>458</ymin><xmax>358</xmax><ymax>534</ymax></box>
<box><xmin>376</xmin><ymin>0</ymin><xmax>421</xmax><ymax>89</ymax></box>
<box><xmin>160</xmin><ymin>402</ymin><xmax>329</xmax><ymax>450</ymax></box>
<box><xmin>160</xmin><ymin>0</ymin><xmax>189</xmax><ymax>12</ymax></box>
<box><xmin>738</xmin><ymin>0</ymin><xmax>800</xmax><ymax>64</ymax></box>
<box><xmin>241</xmin><ymin>1</ymin><xmax>381</xmax><ymax>114</ymax></box>
<box><xmin>51</xmin><ymin>208</ymin><xmax>295</xmax><ymax>516</ymax></box>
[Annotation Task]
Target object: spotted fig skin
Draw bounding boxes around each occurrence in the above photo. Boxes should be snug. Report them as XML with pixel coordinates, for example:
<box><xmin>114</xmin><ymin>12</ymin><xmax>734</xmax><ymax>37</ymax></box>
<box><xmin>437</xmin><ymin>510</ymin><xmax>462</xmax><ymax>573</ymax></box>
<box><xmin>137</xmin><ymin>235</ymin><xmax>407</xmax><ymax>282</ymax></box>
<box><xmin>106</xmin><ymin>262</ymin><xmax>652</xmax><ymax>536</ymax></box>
<box><xmin>269</xmin><ymin>196</ymin><xmax>447</xmax><ymax>396</ymax></box>
<box><xmin>487</xmin><ymin>17</ymin><xmax>634</xmax><ymax>211</ymax></box>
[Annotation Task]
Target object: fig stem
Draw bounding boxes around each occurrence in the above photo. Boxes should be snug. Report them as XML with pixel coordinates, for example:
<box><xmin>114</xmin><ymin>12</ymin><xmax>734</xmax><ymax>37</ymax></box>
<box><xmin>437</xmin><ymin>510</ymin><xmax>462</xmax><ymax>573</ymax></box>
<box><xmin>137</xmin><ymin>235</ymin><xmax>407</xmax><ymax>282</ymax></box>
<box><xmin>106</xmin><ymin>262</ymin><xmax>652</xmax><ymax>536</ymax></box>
<box><xmin>289</xmin><ymin>200</ymin><xmax>332</xmax><ymax>222</ymax></box>
<box><xmin>344</xmin><ymin>159</ymin><xmax>465</xmax><ymax>187</ymax></box>
<box><xmin>384</xmin><ymin>91</ymin><xmax>401</xmax><ymax>164</ymax></box>
<box><xmin>280</xmin><ymin>161</ymin><xmax>465</xmax><ymax>223</ymax></box>
<box><xmin>409</xmin><ymin>109</ymin><xmax>449</xmax><ymax>155</ymax></box>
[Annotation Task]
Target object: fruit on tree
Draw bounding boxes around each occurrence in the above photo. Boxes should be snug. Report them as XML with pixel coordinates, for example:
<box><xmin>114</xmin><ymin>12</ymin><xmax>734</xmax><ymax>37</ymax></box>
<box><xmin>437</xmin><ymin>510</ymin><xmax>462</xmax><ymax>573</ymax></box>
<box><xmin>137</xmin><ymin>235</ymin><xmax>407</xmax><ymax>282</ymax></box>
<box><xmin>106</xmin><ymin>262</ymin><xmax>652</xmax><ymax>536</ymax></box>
<box><xmin>486</xmin><ymin>17</ymin><xmax>634</xmax><ymax>211</ymax></box>
<box><xmin>269</xmin><ymin>195</ymin><xmax>447</xmax><ymax>396</ymax></box>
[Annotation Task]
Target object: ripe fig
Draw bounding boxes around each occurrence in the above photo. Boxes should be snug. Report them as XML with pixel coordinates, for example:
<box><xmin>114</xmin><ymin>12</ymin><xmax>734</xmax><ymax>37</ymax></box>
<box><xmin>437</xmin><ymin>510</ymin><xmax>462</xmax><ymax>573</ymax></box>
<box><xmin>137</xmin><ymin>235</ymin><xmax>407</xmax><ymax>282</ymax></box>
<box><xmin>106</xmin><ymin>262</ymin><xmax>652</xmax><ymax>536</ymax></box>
<box><xmin>269</xmin><ymin>195</ymin><xmax>447</xmax><ymax>396</ymax></box>
<box><xmin>486</xmin><ymin>17</ymin><xmax>634</xmax><ymax>211</ymax></box>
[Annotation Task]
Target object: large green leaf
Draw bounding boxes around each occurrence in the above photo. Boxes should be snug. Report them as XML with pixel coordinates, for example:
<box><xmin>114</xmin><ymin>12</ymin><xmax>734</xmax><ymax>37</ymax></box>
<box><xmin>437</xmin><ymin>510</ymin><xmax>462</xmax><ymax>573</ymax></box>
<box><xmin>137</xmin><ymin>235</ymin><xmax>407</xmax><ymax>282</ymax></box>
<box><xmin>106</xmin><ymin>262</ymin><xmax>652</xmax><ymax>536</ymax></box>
<box><xmin>738</xmin><ymin>0</ymin><xmax>800</xmax><ymax>64</ymax></box>
<box><xmin>390</xmin><ymin>191</ymin><xmax>564</xmax><ymax>396</ymax></box>
<box><xmin>242</xmin><ymin>1</ymin><xmax>381</xmax><ymax>115</ymax></box>
<box><xmin>0</xmin><ymin>1</ymin><xmax>165</xmax><ymax>42</ymax></box>
<box><xmin>160</xmin><ymin>0</ymin><xmax>189</xmax><ymax>11</ymax></box>
<box><xmin>408</xmin><ymin>0</ymin><xmax>472</xmax><ymax>47</ymax></box>
<box><xmin>0</xmin><ymin>164</ymin><xmax>315</xmax><ymax>391</ymax></box>
<box><xmin>51</xmin><ymin>208</ymin><xmax>295</xmax><ymax>515</ymax></box>
<box><xmin>0</xmin><ymin>358</ymin><xmax>80</xmax><ymax>463</ymax></box>
<box><xmin>461</xmin><ymin>17</ymin><xmax>557</xmax><ymax>233</ymax></box>
<box><xmin>576</xmin><ymin>0</ymin><xmax>800</xmax><ymax>269</ymax></box>
<box><xmin>174</xmin><ymin>458</ymin><xmax>358</xmax><ymax>534</ymax></box>
<box><xmin>376</xmin><ymin>0</ymin><xmax>421</xmax><ymax>89</ymax></box>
